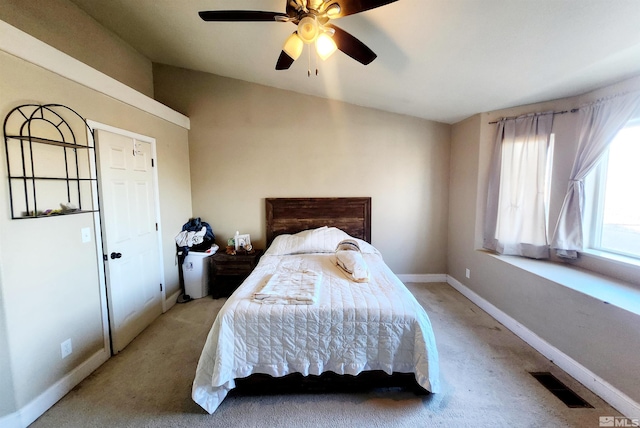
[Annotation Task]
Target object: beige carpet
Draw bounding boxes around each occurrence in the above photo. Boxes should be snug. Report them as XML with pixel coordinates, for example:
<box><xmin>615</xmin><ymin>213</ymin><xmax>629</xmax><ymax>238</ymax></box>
<box><xmin>30</xmin><ymin>283</ymin><xmax>621</xmax><ymax>427</ymax></box>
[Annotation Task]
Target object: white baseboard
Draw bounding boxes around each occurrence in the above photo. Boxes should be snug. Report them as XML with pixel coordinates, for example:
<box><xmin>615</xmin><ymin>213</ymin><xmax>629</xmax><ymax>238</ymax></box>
<box><xmin>447</xmin><ymin>275</ymin><xmax>640</xmax><ymax>419</ymax></box>
<box><xmin>165</xmin><ymin>289</ymin><xmax>181</xmax><ymax>312</ymax></box>
<box><xmin>7</xmin><ymin>348</ymin><xmax>110</xmax><ymax>428</ymax></box>
<box><xmin>397</xmin><ymin>273</ymin><xmax>448</xmax><ymax>283</ymax></box>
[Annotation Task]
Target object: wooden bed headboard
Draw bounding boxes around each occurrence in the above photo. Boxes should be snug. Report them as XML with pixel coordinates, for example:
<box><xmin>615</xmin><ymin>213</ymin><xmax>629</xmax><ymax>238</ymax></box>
<box><xmin>266</xmin><ymin>198</ymin><xmax>371</xmax><ymax>246</ymax></box>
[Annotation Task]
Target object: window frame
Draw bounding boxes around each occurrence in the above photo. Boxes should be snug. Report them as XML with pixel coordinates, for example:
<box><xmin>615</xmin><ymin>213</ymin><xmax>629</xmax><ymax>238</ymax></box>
<box><xmin>584</xmin><ymin>118</ymin><xmax>640</xmax><ymax>262</ymax></box>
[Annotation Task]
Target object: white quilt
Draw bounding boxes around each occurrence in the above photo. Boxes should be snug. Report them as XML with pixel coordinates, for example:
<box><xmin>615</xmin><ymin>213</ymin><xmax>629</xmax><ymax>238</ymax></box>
<box><xmin>192</xmin><ymin>232</ymin><xmax>440</xmax><ymax>414</ymax></box>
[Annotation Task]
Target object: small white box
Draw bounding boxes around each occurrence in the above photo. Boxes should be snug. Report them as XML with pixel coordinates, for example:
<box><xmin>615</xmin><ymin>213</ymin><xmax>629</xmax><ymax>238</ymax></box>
<box><xmin>183</xmin><ymin>250</ymin><xmax>214</xmax><ymax>299</ymax></box>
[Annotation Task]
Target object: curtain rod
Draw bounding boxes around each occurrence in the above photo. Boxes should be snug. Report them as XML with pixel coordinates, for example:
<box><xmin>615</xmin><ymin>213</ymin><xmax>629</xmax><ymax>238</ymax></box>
<box><xmin>488</xmin><ymin>108</ymin><xmax>579</xmax><ymax>124</ymax></box>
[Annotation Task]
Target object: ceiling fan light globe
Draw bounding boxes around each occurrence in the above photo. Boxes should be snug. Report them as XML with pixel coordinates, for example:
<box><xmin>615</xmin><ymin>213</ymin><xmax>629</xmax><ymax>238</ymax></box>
<box><xmin>308</xmin><ymin>0</ymin><xmax>324</xmax><ymax>9</ymax></box>
<box><xmin>298</xmin><ymin>15</ymin><xmax>319</xmax><ymax>43</ymax></box>
<box><xmin>326</xmin><ymin>4</ymin><xmax>341</xmax><ymax>18</ymax></box>
<box><xmin>283</xmin><ymin>32</ymin><xmax>304</xmax><ymax>60</ymax></box>
<box><xmin>316</xmin><ymin>33</ymin><xmax>337</xmax><ymax>60</ymax></box>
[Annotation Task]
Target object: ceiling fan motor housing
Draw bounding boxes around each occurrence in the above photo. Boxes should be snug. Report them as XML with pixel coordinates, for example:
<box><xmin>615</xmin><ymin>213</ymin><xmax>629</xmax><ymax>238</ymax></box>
<box><xmin>298</xmin><ymin>15</ymin><xmax>319</xmax><ymax>43</ymax></box>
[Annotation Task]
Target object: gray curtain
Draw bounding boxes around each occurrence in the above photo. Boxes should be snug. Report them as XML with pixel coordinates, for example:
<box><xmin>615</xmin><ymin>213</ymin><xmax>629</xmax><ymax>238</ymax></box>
<box><xmin>484</xmin><ymin>113</ymin><xmax>554</xmax><ymax>259</ymax></box>
<box><xmin>550</xmin><ymin>91</ymin><xmax>640</xmax><ymax>259</ymax></box>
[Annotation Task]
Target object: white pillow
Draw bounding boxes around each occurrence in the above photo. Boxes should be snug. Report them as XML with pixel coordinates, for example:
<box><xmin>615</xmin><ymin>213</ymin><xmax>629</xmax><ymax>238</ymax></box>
<box><xmin>265</xmin><ymin>227</ymin><xmax>348</xmax><ymax>255</ymax></box>
<box><xmin>265</xmin><ymin>227</ymin><xmax>380</xmax><ymax>256</ymax></box>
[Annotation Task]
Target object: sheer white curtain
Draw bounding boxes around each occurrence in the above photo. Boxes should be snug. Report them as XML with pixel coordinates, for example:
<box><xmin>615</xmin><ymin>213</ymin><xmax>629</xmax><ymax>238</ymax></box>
<box><xmin>484</xmin><ymin>114</ymin><xmax>554</xmax><ymax>259</ymax></box>
<box><xmin>550</xmin><ymin>91</ymin><xmax>640</xmax><ymax>259</ymax></box>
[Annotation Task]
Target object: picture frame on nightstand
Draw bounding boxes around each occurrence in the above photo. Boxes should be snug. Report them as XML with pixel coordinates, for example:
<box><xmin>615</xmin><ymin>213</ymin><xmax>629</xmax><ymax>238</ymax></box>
<box><xmin>235</xmin><ymin>234</ymin><xmax>251</xmax><ymax>250</ymax></box>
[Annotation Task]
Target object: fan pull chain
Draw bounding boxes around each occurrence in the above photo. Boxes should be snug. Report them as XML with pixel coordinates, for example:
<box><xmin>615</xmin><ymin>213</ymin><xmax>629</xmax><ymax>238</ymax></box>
<box><xmin>306</xmin><ymin>45</ymin><xmax>320</xmax><ymax>77</ymax></box>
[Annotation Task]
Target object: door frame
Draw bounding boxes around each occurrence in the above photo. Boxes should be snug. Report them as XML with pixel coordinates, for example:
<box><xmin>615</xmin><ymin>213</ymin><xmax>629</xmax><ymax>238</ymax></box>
<box><xmin>87</xmin><ymin>120</ymin><xmax>167</xmax><ymax>353</ymax></box>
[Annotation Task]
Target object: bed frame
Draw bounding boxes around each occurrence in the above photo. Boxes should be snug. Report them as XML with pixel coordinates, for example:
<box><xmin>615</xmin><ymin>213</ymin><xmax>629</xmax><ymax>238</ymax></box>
<box><xmin>232</xmin><ymin>197</ymin><xmax>426</xmax><ymax>396</ymax></box>
<box><xmin>265</xmin><ymin>197</ymin><xmax>372</xmax><ymax>246</ymax></box>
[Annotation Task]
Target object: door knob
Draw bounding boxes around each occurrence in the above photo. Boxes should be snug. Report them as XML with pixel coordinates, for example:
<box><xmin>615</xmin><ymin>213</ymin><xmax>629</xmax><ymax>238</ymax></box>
<box><xmin>110</xmin><ymin>252</ymin><xmax>122</xmax><ymax>259</ymax></box>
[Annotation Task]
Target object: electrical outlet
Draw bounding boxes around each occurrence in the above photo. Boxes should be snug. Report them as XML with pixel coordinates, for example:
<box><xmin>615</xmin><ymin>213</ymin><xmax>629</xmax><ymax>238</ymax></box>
<box><xmin>465</xmin><ymin>268</ymin><xmax>471</xmax><ymax>279</ymax></box>
<box><xmin>61</xmin><ymin>339</ymin><xmax>72</xmax><ymax>359</ymax></box>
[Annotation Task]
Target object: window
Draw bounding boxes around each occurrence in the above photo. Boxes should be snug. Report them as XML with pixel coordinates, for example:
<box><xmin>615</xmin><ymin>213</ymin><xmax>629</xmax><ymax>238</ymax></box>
<box><xmin>495</xmin><ymin>133</ymin><xmax>555</xmax><ymax>244</ymax></box>
<box><xmin>585</xmin><ymin>118</ymin><xmax>640</xmax><ymax>260</ymax></box>
<box><xmin>483</xmin><ymin>114</ymin><xmax>555</xmax><ymax>259</ymax></box>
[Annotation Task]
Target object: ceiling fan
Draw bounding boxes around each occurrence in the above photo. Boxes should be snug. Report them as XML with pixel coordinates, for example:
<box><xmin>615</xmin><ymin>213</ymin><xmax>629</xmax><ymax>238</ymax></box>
<box><xmin>199</xmin><ymin>0</ymin><xmax>398</xmax><ymax>72</ymax></box>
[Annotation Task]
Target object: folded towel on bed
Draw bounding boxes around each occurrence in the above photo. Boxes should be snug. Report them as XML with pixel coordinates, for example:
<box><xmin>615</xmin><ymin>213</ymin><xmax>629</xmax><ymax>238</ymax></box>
<box><xmin>335</xmin><ymin>239</ymin><xmax>370</xmax><ymax>283</ymax></box>
<box><xmin>253</xmin><ymin>268</ymin><xmax>322</xmax><ymax>304</ymax></box>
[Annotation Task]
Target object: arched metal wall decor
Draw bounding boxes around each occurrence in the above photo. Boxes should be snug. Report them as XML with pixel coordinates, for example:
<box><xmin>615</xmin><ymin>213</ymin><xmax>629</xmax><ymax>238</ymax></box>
<box><xmin>3</xmin><ymin>103</ymin><xmax>98</xmax><ymax>219</ymax></box>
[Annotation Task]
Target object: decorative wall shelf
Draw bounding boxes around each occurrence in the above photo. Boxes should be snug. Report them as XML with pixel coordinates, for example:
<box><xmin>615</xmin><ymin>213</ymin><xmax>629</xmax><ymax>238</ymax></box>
<box><xmin>3</xmin><ymin>104</ymin><xmax>99</xmax><ymax>219</ymax></box>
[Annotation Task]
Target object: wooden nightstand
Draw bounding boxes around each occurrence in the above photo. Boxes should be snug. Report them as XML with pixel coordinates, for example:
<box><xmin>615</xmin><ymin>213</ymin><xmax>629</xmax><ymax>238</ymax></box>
<box><xmin>209</xmin><ymin>250</ymin><xmax>263</xmax><ymax>298</ymax></box>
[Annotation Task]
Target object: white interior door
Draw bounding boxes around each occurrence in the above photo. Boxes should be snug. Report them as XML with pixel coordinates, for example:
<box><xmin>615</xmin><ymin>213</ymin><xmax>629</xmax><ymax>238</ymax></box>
<box><xmin>95</xmin><ymin>128</ymin><xmax>163</xmax><ymax>353</ymax></box>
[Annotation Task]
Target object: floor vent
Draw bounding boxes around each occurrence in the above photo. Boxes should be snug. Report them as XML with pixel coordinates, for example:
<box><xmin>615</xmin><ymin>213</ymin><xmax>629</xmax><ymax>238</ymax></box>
<box><xmin>529</xmin><ymin>372</ymin><xmax>593</xmax><ymax>408</ymax></box>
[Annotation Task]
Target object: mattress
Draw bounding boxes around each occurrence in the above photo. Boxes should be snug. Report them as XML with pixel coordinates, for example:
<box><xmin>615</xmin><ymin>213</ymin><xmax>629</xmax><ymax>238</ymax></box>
<box><xmin>192</xmin><ymin>230</ymin><xmax>440</xmax><ymax>414</ymax></box>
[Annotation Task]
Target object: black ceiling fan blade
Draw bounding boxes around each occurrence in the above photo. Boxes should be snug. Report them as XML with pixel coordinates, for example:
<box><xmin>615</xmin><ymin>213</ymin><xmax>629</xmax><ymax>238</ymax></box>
<box><xmin>326</xmin><ymin>24</ymin><xmax>377</xmax><ymax>65</ymax></box>
<box><xmin>199</xmin><ymin>11</ymin><xmax>288</xmax><ymax>22</ymax></box>
<box><xmin>324</xmin><ymin>0</ymin><xmax>398</xmax><ymax>19</ymax></box>
<box><xmin>275</xmin><ymin>51</ymin><xmax>295</xmax><ymax>70</ymax></box>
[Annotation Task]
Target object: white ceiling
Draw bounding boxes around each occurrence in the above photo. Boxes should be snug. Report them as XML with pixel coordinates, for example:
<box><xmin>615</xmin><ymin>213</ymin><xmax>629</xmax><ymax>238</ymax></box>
<box><xmin>69</xmin><ymin>0</ymin><xmax>640</xmax><ymax>124</ymax></box>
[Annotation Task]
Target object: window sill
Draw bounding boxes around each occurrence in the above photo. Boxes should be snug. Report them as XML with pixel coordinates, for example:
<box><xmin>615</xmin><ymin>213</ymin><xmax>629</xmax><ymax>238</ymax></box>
<box><xmin>484</xmin><ymin>252</ymin><xmax>640</xmax><ymax>317</ymax></box>
<box><xmin>581</xmin><ymin>248</ymin><xmax>640</xmax><ymax>269</ymax></box>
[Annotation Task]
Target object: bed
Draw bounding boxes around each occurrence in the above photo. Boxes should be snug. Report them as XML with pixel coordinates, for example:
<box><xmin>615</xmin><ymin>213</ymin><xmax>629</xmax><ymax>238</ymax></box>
<box><xmin>192</xmin><ymin>197</ymin><xmax>440</xmax><ymax>414</ymax></box>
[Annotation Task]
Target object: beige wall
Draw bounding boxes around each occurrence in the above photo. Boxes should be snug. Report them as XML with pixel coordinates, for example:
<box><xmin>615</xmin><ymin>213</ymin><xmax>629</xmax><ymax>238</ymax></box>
<box><xmin>0</xmin><ymin>0</ymin><xmax>154</xmax><ymax>97</ymax></box>
<box><xmin>448</xmin><ymin>76</ymin><xmax>640</xmax><ymax>404</ymax></box>
<box><xmin>0</xmin><ymin>262</ymin><xmax>17</xmax><ymax>417</ymax></box>
<box><xmin>153</xmin><ymin>64</ymin><xmax>451</xmax><ymax>274</ymax></box>
<box><xmin>0</xmin><ymin>50</ymin><xmax>191</xmax><ymax>415</ymax></box>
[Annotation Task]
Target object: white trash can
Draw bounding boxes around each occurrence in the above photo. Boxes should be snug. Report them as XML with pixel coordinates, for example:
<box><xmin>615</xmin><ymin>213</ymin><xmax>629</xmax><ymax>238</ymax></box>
<box><xmin>182</xmin><ymin>249</ymin><xmax>214</xmax><ymax>299</ymax></box>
